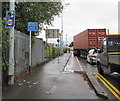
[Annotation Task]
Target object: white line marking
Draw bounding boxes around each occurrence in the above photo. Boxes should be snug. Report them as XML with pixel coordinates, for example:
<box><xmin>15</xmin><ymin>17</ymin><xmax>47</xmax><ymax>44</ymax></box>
<box><xmin>76</xmin><ymin>57</ymin><xmax>83</xmax><ymax>71</ymax></box>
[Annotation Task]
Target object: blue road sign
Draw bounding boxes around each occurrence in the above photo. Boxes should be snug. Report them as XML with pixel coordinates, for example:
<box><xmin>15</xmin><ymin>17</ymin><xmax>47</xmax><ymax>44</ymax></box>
<box><xmin>56</xmin><ymin>44</ymin><xmax>60</xmax><ymax>47</ymax></box>
<box><xmin>28</xmin><ymin>22</ymin><xmax>38</xmax><ymax>31</ymax></box>
<box><xmin>6</xmin><ymin>10</ymin><xmax>15</xmax><ymax>27</ymax></box>
<box><xmin>57</xmin><ymin>39</ymin><xmax>60</xmax><ymax>43</ymax></box>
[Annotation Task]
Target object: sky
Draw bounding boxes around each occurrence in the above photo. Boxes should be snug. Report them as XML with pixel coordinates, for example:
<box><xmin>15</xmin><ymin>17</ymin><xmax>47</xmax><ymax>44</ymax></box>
<box><xmin>37</xmin><ymin>0</ymin><xmax>119</xmax><ymax>45</ymax></box>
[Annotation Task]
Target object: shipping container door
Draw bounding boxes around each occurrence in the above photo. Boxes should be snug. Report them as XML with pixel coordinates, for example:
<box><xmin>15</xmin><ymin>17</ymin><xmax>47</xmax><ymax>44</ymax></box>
<box><xmin>96</xmin><ymin>29</ymin><xmax>106</xmax><ymax>48</ymax></box>
<box><xmin>88</xmin><ymin>29</ymin><xmax>97</xmax><ymax>49</ymax></box>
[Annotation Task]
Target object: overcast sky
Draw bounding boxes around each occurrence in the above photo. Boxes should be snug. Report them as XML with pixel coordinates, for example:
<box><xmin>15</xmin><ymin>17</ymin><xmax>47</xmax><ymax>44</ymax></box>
<box><xmin>37</xmin><ymin>0</ymin><xmax>119</xmax><ymax>45</ymax></box>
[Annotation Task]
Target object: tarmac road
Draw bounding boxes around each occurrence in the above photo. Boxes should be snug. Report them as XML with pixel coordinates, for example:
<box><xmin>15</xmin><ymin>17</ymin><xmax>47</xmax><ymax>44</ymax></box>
<box><xmin>3</xmin><ymin>53</ymin><xmax>101</xmax><ymax>99</ymax></box>
<box><xmin>78</xmin><ymin>58</ymin><xmax>119</xmax><ymax>100</ymax></box>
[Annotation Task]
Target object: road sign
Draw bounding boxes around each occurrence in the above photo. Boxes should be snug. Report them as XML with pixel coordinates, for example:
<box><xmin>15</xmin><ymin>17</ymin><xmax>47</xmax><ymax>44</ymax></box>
<box><xmin>59</xmin><ymin>33</ymin><xmax>62</xmax><ymax>36</ymax></box>
<box><xmin>46</xmin><ymin>29</ymin><xmax>59</xmax><ymax>38</ymax></box>
<box><xmin>57</xmin><ymin>39</ymin><xmax>60</xmax><ymax>43</ymax></box>
<box><xmin>65</xmin><ymin>44</ymin><xmax>68</xmax><ymax>46</ymax></box>
<box><xmin>56</xmin><ymin>44</ymin><xmax>60</xmax><ymax>47</ymax></box>
<box><xmin>28</xmin><ymin>22</ymin><xmax>38</xmax><ymax>31</ymax></box>
<box><xmin>6</xmin><ymin>10</ymin><xmax>15</xmax><ymax>27</ymax></box>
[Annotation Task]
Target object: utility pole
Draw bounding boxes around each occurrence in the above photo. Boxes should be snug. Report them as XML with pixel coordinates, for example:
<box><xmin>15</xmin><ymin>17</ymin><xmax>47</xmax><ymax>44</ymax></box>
<box><xmin>8</xmin><ymin>0</ymin><xmax>15</xmax><ymax>85</ymax></box>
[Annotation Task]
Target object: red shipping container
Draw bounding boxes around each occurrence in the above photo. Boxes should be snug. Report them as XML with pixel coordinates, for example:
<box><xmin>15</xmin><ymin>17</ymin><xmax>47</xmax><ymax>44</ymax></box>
<box><xmin>73</xmin><ymin>29</ymin><xmax>106</xmax><ymax>50</ymax></box>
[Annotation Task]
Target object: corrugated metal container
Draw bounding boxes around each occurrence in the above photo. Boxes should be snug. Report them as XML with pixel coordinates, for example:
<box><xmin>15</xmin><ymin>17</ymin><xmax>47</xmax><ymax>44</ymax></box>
<box><xmin>74</xmin><ymin>29</ymin><xmax>106</xmax><ymax>50</ymax></box>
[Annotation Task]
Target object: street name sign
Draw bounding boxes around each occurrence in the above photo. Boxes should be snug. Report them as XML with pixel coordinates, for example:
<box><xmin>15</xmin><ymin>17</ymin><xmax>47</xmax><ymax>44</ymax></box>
<box><xmin>28</xmin><ymin>22</ymin><xmax>38</xmax><ymax>31</ymax></box>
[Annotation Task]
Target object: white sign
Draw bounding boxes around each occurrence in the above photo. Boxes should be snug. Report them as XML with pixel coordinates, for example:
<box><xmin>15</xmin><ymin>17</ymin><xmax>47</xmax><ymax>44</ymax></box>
<box><xmin>46</xmin><ymin>29</ymin><xmax>59</xmax><ymax>38</ymax></box>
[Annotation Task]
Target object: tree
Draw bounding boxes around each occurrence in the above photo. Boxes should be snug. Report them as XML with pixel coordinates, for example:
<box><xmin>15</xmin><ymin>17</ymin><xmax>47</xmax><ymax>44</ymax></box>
<box><xmin>2</xmin><ymin>2</ymin><xmax>63</xmax><ymax>34</ymax></box>
<box><xmin>15</xmin><ymin>2</ymin><xmax>63</xmax><ymax>34</ymax></box>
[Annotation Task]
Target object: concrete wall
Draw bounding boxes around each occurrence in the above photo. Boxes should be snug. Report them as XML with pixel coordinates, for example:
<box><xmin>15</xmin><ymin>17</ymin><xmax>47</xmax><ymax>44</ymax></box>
<box><xmin>32</xmin><ymin>38</ymin><xmax>44</xmax><ymax>67</ymax></box>
<box><xmin>14</xmin><ymin>30</ymin><xmax>44</xmax><ymax>75</ymax></box>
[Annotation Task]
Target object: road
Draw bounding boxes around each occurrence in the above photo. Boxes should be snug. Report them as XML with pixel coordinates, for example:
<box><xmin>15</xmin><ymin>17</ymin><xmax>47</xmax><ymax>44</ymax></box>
<box><xmin>78</xmin><ymin>58</ymin><xmax>120</xmax><ymax>100</ymax></box>
<box><xmin>3</xmin><ymin>53</ymin><xmax>101</xmax><ymax>100</ymax></box>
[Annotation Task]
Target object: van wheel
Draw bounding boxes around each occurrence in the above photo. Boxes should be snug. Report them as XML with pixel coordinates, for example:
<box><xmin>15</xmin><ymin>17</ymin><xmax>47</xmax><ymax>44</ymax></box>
<box><xmin>97</xmin><ymin>63</ymin><xmax>103</xmax><ymax>75</ymax></box>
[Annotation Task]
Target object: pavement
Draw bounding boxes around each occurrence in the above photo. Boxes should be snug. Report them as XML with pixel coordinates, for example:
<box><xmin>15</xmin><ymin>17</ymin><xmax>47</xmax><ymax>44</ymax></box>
<box><xmin>3</xmin><ymin>52</ymin><xmax>102</xmax><ymax>99</ymax></box>
<box><xmin>78</xmin><ymin>58</ymin><xmax>116</xmax><ymax>99</ymax></box>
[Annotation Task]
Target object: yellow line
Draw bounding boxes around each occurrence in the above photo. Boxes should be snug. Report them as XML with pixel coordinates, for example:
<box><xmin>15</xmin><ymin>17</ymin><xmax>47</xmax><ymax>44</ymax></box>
<box><xmin>94</xmin><ymin>73</ymin><xmax>120</xmax><ymax>100</ymax></box>
<box><xmin>76</xmin><ymin>57</ymin><xmax>83</xmax><ymax>71</ymax></box>
<box><xmin>98</xmin><ymin>73</ymin><xmax>120</xmax><ymax>96</ymax></box>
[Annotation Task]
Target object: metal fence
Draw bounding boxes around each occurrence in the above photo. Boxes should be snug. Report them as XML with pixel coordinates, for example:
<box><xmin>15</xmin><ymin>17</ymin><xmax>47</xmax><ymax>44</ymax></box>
<box><xmin>14</xmin><ymin>30</ymin><xmax>44</xmax><ymax>75</ymax></box>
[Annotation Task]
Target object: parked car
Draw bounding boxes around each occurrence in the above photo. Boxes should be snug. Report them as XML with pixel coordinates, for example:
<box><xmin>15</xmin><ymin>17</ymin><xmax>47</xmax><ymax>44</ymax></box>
<box><xmin>87</xmin><ymin>48</ymin><xmax>98</xmax><ymax>65</ymax></box>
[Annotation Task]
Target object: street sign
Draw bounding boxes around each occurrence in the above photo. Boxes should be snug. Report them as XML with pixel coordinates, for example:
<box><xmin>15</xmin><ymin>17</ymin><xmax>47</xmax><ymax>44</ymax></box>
<box><xmin>65</xmin><ymin>44</ymin><xmax>68</xmax><ymax>46</ymax></box>
<box><xmin>59</xmin><ymin>33</ymin><xmax>62</xmax><ymax>36</ymax></box>
<box><xmin>28</xmin><ymin>22</ymin><xmax>38</xmax><ymax>31</ymax></box>
<box><xmin>57</xmin><ymin>39</ymin><xmax>60</xmax><ymax>43</ymax></box>
<box><xmin>6</xmin><ymin>10</ymin><xmax>15</xmax><ymax>27</ymax></box>
<box><xmin>56</xmin><ymin>44</ymin><xmax>60</xmax><ymax>47</ymax></box>
<box><xmin>46</xmin><ymin>29</ymin><xmax>59</xmax><ymax>38</ymax></box>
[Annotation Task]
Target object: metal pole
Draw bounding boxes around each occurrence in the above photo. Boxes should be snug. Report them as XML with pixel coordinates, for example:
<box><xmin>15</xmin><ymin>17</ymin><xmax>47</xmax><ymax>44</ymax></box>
<box><xmin>66</xmin><ymin>34</ymin><xmax>67</xmax><ymax>47</ymax></box>
<box><xmin>8</xmin><ymin>0</ymin><xmax>15</xmax><ymax>85</ymax></box>
<box><xmin>46</xmin><ymin>29</ymin><xmax>48</xmax><ymax>61</ymax></box>
<box><xmin>60</xmin><ymin>12</ymin><xmax>63</xmax><ymax>55</ymax></box>
<box><xmin>29</xmin><ymin>31</ymin><xmax>31</xmax><ymax>74</ymax></box>
<box><xmin>58</xmin><ymin>38</ymin><xmax>60</xmax><ymax>63</ymax></box>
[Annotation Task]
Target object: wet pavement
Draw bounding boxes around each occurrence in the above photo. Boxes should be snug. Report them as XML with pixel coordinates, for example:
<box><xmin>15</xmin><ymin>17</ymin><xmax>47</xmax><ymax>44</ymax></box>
<box><xmin>78</xmin><ymin>58</ymin><xmax>118</xmax><ymax>99</ymax></box>
<box><xmin>3</xmin><ymin>53</ymin><xmax>101</xmax><ymax>99</ymax></box>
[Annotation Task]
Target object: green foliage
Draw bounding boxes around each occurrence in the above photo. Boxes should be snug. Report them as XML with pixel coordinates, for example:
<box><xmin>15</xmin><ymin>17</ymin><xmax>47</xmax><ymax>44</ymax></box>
<box><xmin>44</xmin><ymin>46</ymin><xmax>59</xmax><ymax>59</ymax></box>
<box><xmin>2</xmin><ymin>18</ymin><xmax>10</xmax><ymax>72</ymax></box>
<box><xmin>63</xmin><ymin>47</ymin><xmax>68</xmax><ymax>53</ymax></box>
<box><xmin>2</xmin><ymin>2</ymin><xmax>63</xmax><ymax>35</ymax></box>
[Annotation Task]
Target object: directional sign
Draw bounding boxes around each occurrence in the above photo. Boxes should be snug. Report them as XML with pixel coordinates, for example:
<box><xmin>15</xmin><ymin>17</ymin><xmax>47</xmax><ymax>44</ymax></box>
<box><xmin>6</xmin><ymin>10</ymin><xmax>15</xmax><ymax>27</ymax></box>
<box><xmin>28</xmin><ymin>22</ymin><xmax>38</xmax><ymax>31</ymax></box>
<box><xmin>46</xmin><ymin>29</ymin><xmax>59</xmax><ymax>38</ymax></box>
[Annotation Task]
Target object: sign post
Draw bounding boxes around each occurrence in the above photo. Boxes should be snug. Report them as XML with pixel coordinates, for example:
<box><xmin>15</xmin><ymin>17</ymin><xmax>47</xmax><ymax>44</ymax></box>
<box><xmin>57</xmin><ymin>38</ymin><xmax>60</xmax><ymax>63</ymax></box>
<box><xmin>6</xmin><ymin>5</ymin><xmax>15</xmax><ymax>85</ymax></box>
<box><xmin>28</xmin><ymin>22</ymin><xmax>38</xmax><ymax>73</ymax></box>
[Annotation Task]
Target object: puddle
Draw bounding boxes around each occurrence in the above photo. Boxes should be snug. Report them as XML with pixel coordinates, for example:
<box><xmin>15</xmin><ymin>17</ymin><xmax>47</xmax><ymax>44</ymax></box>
<box><xmin>27</xmin><ymin>81</ymin><xmax>32</xmax><ymax>84</ymax></box>
<box><xmin>33</xmin><ymin>82</ymin><xmax>38</xmax><ymax>85</ymax></box>
<box><xmin>18</xmin><ymin>83</ymin><xmax>23</xmax><ymax>86</ymax></box>
<box><xmin>29</xmin><ymin>85</ymin><xmax>32</xmax><ymax>88</ymax></box>
<box><xmin>62</xmin><ymin>71</ymin><xmax>74</xmax><ymax>74</ymax></box>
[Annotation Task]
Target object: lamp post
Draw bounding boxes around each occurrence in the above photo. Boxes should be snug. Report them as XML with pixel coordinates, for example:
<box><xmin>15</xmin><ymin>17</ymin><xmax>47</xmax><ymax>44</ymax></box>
<box><xmin>60</xmin><ymin>12</ymin><xmax>63</xmax><ymax>55</ymax></box>
<box><xmin>8</xmin><ymin>0</ymin><xmax>15</xmax><ymax>85</ymax></box>
<box><xmin>60</xmin><ymin>3</ymin><xmax>70</xmax><ymax>55</ymax></box>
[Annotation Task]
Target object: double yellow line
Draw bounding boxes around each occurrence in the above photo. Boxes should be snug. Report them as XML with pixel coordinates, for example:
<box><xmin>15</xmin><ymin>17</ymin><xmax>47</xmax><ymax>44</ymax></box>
<box><xmin>94</xmin><ymin>72</ymin><xmax>120</xmax><ymax>100</ymax></box>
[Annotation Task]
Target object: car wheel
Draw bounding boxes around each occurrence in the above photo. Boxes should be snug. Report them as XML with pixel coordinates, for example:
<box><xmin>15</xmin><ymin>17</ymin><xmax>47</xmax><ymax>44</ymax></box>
<box><xmin>97</xmin><ymin>63</ymin><xmax>103</xmax><ymax>75</ymax></box>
